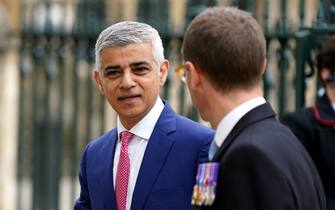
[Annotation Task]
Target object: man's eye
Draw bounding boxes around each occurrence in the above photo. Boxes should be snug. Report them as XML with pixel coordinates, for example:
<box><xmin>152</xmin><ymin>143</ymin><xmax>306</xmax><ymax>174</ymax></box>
<box><xmin>104</xmin><ymin>70</ymin><xmax>120</xmax><ymax>78</ymax></box>
<box><xmin>133</xmin><ymin>67</ymin><xmax>149</xmax><ymax>75</ymax></box>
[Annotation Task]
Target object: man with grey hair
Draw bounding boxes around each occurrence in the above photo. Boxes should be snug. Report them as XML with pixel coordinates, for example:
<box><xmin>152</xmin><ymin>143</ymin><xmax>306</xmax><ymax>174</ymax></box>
<box><xmin>74</xmin><ymin>21</ymin><xmax>214</xmax><ymax>210</ymax></box>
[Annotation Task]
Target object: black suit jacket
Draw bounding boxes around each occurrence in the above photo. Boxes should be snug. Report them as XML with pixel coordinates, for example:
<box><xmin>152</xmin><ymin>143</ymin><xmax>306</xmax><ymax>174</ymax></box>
<box><xmin>282</xmin><ymin>94</ymin><xmax>335</xmax><ymax>210</ymax></box>
<box><xmin>195</xmin><ymin>103</ymin><xmax>326</xmax><ymax>210</ymax></box>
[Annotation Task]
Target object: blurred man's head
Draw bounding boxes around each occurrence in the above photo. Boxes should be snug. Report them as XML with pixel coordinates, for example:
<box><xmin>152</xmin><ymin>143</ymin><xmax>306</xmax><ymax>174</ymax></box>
<box><xmin>316</xmin><ymin>35</ymin><xmax>335</xmax><ymax>87</ymax></box>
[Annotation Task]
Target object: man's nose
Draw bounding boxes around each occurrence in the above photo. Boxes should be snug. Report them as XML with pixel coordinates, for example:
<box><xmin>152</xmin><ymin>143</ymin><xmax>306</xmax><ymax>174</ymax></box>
<box><xmin>120</xmin><ymin>71</ymin><xmax>136</xmax><ymax>88</ymax></box>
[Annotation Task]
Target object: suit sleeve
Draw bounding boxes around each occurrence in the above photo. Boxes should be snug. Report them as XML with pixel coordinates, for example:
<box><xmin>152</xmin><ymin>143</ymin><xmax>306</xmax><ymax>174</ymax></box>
<box><xmin>74</xmin><ymin>146</ymin><xmax>91</xmax><ymax>210</ymax></box>
<box><xmin>219</xmin><ymin>144</ymin><xmax>295</xmax><ymax>210</ymax></box>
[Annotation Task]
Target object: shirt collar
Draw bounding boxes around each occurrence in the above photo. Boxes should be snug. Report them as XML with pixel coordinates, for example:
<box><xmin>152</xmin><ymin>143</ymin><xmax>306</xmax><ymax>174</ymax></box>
<box><xmin>117</xmin><ymin>96</ymin><xmax>164</xmax><ymax>141</ymax></box>
<box><xmin>214</xmin><ymin>96</ymin><xmax>266</xmax><ymax>147</ymax></box>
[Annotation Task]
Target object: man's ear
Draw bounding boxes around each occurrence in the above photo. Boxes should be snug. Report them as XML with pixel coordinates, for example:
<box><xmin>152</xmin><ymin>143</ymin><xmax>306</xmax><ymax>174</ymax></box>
<box><xmin>93</xmin><ymin>69</ymin><xmax>104</xmax><ymax>94</ymax></box>
<box><xmin>159</xmin><ymin>59</ymin><xmax>170</xmax><ymax>86</ymax></box>
<box><xmin>261</xmin><ymin>58</ymin><xmax>267</xmax><ymax>75</ymax></box>
<box><xmin>185</xmin><ymin>61</ymin><xmax>202</xmax><ymax>90</ymax></box>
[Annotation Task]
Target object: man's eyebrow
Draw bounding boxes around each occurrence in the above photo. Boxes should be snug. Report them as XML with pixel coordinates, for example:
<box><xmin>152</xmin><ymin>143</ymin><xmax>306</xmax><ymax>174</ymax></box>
<box><xmin>130</xmin><ymin>61</ymin><xmax>150</xmax><ymax>68</ymax></box>
<box><xmin>103</xmin><ymin>61</ymin><xmax>150</xmax><ymax>70</ymax></box>
<box><xmin>104</xmin><ymin>64</ymin><xmax>120</xmax><ymax>71</ymax></box>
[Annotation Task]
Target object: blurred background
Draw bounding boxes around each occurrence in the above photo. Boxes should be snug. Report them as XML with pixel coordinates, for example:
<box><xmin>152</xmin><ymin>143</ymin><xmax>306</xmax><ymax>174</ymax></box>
<box><xmin>0</xmin><ymin>0</ymin><xmax>334</xmax><ymax>209</ymax></box>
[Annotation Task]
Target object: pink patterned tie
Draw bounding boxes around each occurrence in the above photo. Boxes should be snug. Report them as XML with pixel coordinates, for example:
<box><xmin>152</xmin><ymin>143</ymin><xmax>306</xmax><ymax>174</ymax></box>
<box><xmin>116</xmin><ymin>131</ymin><xmax>134</xmax><ymax>210</ymax></box>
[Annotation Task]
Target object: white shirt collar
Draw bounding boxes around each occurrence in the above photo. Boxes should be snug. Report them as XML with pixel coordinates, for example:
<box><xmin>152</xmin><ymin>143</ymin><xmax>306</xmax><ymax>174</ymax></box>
<box><xmin>214</xmin><ymin>97</ymin><xmax>266</xmax><ymax>147</ymax></box>
<box><xmin>117</xmin><ymin>96</ymin><xmax>164</xmax><ymax>140</ymax></box>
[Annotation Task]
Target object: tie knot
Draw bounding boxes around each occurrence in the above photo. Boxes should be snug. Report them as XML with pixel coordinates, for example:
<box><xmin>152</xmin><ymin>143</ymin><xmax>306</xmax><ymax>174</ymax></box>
<box><xmin>120</xmin><ymin>131</ymin><xmax>134</xmax><ymax>146</ymax></box>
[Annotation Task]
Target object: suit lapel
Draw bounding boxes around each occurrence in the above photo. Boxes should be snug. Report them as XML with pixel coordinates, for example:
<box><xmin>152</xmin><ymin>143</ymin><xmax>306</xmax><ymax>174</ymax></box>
<box><xmin>99</xmin><ymin>129</ymin><xmax>118</xmax><ymax>210</ymax></box>
<box><xmin>212</xmin><ymin>103</ymin><xmax>276</xmax><ymax>161</ymax></box>
<box><xmin>130</xmin><ymin>104</ymin><xmax>176</xmax><ymax>210</ymax></box>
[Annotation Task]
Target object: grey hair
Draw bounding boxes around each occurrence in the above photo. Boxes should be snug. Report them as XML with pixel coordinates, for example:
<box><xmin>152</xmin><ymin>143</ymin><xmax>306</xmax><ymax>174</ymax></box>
<box><xmin>95</xmin><ymin>21</ymin><xmax>165</xmax><ymax>71</ymax></box>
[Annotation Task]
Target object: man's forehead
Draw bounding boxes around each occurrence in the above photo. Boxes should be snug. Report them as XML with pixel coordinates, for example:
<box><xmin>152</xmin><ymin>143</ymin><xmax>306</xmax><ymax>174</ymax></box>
<box><xmin>99</xmin><ymin>43</ymin><xmax>156</xmax><ymax>69</ymax></box>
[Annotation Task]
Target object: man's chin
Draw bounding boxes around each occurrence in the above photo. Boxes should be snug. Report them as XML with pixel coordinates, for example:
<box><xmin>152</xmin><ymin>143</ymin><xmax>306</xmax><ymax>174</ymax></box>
<box><xmin>118</xmin><ymin>110</ymin><xmax>144</xmax><ymax>126</ymax></box>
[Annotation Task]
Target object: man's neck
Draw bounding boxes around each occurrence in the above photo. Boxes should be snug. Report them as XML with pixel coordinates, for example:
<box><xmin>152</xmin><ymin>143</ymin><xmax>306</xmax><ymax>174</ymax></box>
<box><xmin>208</xmin><ymin>87</ymin><xmax>263</xmax><ymax>129</ymax></box>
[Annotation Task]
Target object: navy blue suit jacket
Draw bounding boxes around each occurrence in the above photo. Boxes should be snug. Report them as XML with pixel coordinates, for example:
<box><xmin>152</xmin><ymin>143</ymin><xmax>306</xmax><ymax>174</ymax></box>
<box><xmin>74</xmin><ymin>103</ymin><xmax>214</xmax><ymax>210</ymax></box>
<box><xmin>195</xmin><ymin>103</ymin><xmax>326</xmax><ymax>210</ymax></box>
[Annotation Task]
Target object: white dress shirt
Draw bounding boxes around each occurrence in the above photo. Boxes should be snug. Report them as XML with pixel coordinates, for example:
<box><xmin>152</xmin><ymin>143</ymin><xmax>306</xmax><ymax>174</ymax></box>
<box><xmin>213</xmin><ymin>97</ymin><xmax>266</xmax><ymax>148</ymax></box>
<box><xmin>113</xmin><ymin>96</ymin><xmax>164</xmax><ymax>210</ymax></box>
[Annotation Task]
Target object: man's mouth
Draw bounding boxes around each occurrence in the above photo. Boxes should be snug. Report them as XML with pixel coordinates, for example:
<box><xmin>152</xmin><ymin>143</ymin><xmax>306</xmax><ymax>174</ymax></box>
<box><xmin>118</xmin><ymin>95</ymin><xmax>141</xmax><ymax>101</ymax></box>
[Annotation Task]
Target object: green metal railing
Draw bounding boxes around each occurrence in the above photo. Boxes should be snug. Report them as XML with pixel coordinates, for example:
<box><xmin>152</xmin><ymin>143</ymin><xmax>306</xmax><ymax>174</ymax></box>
<box><xmin>16</xmin><ymin>0</ymin><xmax>335</xmax><ymax>209</ymax></box>
<box><xmin>293</xmin><ymin>0</ymin><xmax>335</xmax><ymax>110</ymax></box>
<box><xmin>18</xmin><ymin>0</ymin><xmax>107</xmax><ymax>209</ymax></box>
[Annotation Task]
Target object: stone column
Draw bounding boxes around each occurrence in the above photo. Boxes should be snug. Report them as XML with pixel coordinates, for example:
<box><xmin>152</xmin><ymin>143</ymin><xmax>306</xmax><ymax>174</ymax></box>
<box><xmin>0</xmin><ymin>2</ymin><xmax>18</xmax><ymax>210</ymax></box>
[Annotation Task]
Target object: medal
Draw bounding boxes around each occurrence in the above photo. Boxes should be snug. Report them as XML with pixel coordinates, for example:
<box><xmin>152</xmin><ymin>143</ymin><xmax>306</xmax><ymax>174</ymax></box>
<box><xmin>192</xmin><ymin>162</ymin><xmax>219</xmax><ymax>206</ymax></box>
